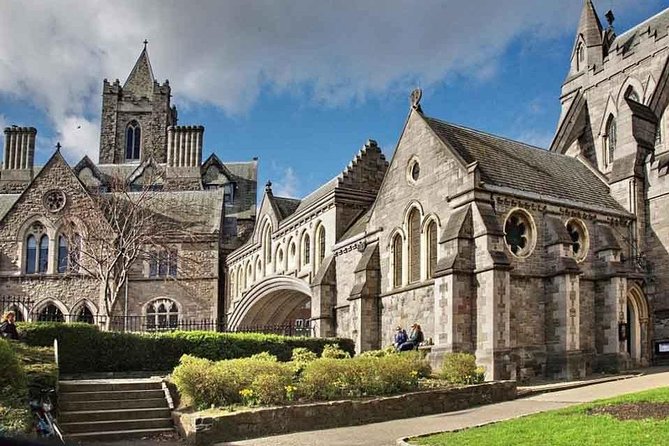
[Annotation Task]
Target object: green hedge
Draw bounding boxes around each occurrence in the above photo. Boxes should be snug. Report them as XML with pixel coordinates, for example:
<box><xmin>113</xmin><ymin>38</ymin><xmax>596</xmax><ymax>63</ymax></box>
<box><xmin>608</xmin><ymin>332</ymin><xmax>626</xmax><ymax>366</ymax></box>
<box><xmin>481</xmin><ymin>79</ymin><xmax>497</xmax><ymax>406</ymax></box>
<box><xmin>17</xmin><ymin>322</ymin><xmax>355</xmax><ymax>374</ymax></box>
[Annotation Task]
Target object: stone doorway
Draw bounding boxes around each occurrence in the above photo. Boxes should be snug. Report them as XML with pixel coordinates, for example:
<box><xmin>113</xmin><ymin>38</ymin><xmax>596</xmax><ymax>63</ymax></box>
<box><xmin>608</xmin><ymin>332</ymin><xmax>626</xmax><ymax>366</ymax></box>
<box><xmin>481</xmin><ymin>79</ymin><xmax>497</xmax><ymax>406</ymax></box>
<box><xmin>624</xmin><ymin>285</ymin><xmax>649</xmax><ymax>366</ymax></box>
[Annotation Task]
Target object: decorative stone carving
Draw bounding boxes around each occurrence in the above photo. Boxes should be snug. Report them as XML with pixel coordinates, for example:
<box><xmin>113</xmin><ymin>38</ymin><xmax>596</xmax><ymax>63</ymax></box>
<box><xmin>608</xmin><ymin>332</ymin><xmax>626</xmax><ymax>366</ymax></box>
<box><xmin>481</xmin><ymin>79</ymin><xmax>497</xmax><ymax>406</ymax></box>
<box><xmin>43</xmin><ymin>189</ymin><xmax>66</xmax><ymax>213</ymax></box>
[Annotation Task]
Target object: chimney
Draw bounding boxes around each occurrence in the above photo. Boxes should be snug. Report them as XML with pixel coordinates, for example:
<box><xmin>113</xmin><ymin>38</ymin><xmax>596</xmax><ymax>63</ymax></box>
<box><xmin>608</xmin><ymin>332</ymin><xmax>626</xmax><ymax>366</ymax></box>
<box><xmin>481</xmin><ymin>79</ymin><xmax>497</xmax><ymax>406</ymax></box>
<box><xmin>167</xmin><ymin>125</ymin><xmax>204</xmax><ymax>167</ymax></box>
<box><xmin>3</xmin><ymin>126</ymin><xmax>36</xmax><ymax>170</ymax></box>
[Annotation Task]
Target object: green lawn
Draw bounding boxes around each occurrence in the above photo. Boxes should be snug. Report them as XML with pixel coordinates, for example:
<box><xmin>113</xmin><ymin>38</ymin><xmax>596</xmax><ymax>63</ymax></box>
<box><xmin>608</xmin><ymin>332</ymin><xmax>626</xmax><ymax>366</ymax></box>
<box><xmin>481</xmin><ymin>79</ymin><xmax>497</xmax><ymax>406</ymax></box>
<box><xmin>412</xmin><ymin>387</ymin><xmax>669</xmax><ymax>446</ymax></box>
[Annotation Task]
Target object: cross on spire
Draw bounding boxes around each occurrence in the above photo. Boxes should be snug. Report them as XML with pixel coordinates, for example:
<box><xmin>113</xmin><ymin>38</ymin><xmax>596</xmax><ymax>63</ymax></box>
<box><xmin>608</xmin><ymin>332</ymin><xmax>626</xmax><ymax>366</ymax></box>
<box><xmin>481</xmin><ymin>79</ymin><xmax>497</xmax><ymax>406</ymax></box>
<box><xmin>143</xmin><ymin>39</ymin><xmax>148</xmax><ymax>50</ymax></box>
<box><xmin>55</xmin><ymin>142</ymin><xmax>61</xmax><ymax>152</ymax></box>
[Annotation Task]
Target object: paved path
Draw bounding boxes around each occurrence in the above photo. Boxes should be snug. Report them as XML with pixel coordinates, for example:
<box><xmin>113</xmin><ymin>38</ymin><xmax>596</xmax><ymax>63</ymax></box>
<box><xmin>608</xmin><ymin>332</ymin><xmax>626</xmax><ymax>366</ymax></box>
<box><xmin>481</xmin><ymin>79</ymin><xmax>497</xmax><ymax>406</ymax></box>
<box><xmin>219</xmin><ymin>369</ymin><xmax>669</xmax><ymax>446</ymax></box>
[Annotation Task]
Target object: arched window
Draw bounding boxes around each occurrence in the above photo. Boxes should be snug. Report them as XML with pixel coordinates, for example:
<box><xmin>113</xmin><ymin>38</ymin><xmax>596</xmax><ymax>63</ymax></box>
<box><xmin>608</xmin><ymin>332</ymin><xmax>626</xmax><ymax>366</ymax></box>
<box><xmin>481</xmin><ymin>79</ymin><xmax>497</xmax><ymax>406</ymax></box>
<box><xmin>303</xmin><ymin>233</ymin><xmax>311</xmax><ymax>266</ymax></box>
<box><xmin>38</xmin><ymin>235</ymin><xmax>49</xmax><ymax>273</ymax></box>
<box><xmin>316</xmin><ymin>226</ymin><xmax>326</xmax><ymax>269</ymax></box>
<box><xmin>605</xmin><ymin>115</ymin><xmax>616</xmax><ymax>166</ymax></box>
<box><xmin>427</xmin><ymin>220</ymin><xmax>437</xmax><ymax>278</ymax></box>
<box><xmin>126</xmin><ymin>120</ymin><xmax>141</xmax><ymax>160</ymax></box>
<box><xmin>146</xmin><ymin>299</ymin><xmax>179</xmax><ymax>331</ymax></box>
<box><xmin>289</xmin><ymin>242</ymin><xmax>296</xmax><ymax>268</ymax></box>
<box><xmin>37</xmin><ymin>304</ymin><xmax>64</xmax><ymax>323</ymax></box>
<box><xmin>74</xmin><ymin>305</ymin><xmax>94</xmax><ymax>324</ymax></box>
<box><xmin>57</xmin><ymin>236</ymin><xmax>68</xmax><ymax>273</ymax></box>
<box><xmin>230</xmin><ymin>271</ymin><xmax>236</xmax><ymax>299</ymax></box>
<box><xmin>408</xmin><ymin>209</ymin><xmax>421</xmax><ymax>283</ymax></box>
<box><xmin>393</xmin><ymin>234</ymin><xmax>403</xmax><ymax>288</ymax></box>
<box><xmin>576</xmin><ymin>42</ymin><xmax>584</xmax><ymax>71</ymax></box>
<box><xmin>238</xmin><ymin>267</ymin><xmax>245</xmax><ymax>291</ymax></box>
<box><xmin>26</xmin><ymin>235</ymin><xmax>37</xmax><ymax>274</ymax></box>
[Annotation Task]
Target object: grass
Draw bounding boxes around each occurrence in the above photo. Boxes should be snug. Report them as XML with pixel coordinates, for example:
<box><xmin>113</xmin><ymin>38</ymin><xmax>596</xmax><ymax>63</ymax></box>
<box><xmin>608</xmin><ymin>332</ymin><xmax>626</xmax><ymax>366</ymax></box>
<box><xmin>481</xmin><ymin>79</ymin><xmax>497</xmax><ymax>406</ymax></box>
<box><xmin>0</xmin><ymin>342</ymin><xmax>57</xmax><ymax>437</ymax></box>
<box><xmin>412</xmin><ymin>387</ymin><xmax>669</xmax><ymax>446</ymax></box>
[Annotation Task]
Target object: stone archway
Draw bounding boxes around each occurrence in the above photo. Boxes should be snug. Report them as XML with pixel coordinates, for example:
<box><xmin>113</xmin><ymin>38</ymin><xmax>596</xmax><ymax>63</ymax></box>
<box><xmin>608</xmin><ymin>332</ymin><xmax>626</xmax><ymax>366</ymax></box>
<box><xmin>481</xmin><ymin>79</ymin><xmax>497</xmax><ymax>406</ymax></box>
<box><xmin>625</xmin><ymin>285</ymin><xmax>650</xmax><ymax>366</ymax></box>
<box><xmin>227</xmin><ymin>275</ymin><xmax>312</xmax><ymax>331</ymax></box>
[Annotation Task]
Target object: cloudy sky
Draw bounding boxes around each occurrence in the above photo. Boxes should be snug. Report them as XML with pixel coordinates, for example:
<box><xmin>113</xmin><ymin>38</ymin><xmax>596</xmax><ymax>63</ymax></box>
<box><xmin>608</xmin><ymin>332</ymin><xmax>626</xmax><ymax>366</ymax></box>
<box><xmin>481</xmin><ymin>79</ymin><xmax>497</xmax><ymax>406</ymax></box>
<box><xmin>0</xmin><ymin>0</ymin><xmax>666</xmax><ymax>198</ymax></box>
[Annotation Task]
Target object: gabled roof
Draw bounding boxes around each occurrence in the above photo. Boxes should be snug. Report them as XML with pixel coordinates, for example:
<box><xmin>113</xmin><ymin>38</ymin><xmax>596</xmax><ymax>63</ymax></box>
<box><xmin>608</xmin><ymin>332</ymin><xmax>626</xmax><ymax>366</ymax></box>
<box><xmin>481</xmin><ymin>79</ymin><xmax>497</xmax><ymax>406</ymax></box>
<box><xmin>422</xmin><ymin>116</ymin><xmax>628</xmax><ymax>213</ymax></box>
<box><xmin>612</xmin><ymin>7</ymin><xmax>669</xmax><ymax>54</ymax></box>
<box><xmin>123</xmin><ymin>47</ymin><xmax>155</xmax><ymax>97</ymax></box>
<box><xmin>272</xmin><ymin>196</ymin><xmax>301</xmax><ymax>220</ymax></box>
<box><xmin>0</xmin><ymin>194</ymin><xmax>20</xmax><ymax>220</ymax></box>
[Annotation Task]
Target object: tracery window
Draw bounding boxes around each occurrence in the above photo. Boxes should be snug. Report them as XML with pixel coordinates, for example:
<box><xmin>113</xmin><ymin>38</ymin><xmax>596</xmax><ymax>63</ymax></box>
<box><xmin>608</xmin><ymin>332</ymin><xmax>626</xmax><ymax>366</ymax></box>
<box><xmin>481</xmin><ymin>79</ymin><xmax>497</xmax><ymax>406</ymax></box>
<box><xmin>566</xmin><ymin>219</ymin><xmax>589</xmax><ymax>262</ymax></box>
<box><xmin>393</xmin><ymin>234</ymin><xmax>403</xmax><ymax>288</ymax></box>
<box><xmin>408</xmin><ymin>209</ymin><xmax>420</xmax><ymax>283</ymax></box>
<box><xmin>37</xmin><ymin>304</ymin><xmax>64</xmax><ymax>323</ymax></box>
<box><xmin>126</xmin><ymin>120</ymin><xmax>141</xmax><ymax>160</ymax></box>
<box><xmin>146</xmin><ymin>299</ymin><xmax>179</xmax><ymax>331</ymax></box>
<box><xmin>149</xmin><ymin>249</ymin><xmax>177</xmax><ymax>278</ymax></box>
<box><xmin>504</xmin><ymin>210</ymin><xmax>535</xmax><ymax>257</ymax></box>
<box><xmin>427</xmin><ymin>220</ymin><xmax>437</xmax><ymax>278</ymax></box>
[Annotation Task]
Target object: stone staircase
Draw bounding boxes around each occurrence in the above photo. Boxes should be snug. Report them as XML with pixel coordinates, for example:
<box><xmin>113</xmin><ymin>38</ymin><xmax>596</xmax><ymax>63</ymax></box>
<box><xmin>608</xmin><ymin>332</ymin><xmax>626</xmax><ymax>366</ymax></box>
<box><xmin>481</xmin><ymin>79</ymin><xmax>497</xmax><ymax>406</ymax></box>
<box><xmin>57</xmin><ymin>378</ymin><xmax>174</xmax><ymax>442</ymax></box>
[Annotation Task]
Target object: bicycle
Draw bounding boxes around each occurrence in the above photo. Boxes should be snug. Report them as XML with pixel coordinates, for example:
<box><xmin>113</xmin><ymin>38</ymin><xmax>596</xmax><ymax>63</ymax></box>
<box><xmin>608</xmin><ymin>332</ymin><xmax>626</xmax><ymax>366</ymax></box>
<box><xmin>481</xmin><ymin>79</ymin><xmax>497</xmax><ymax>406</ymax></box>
<box><xmin>30</xmin><ymin>388</ymin><xmax>64</xmax><ymax>443</ymax></box>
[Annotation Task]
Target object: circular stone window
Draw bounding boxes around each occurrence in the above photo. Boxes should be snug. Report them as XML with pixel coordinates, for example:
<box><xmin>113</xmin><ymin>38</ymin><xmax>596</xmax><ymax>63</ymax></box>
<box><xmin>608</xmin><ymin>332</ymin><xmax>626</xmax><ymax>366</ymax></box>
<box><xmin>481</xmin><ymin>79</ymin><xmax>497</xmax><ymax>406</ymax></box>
<box><xmin>504</xmin><ymin>209</ymin><xmax>535</xmax><ymax>258</ymax></box>
<box><xmin>407</xmin><ymin>158</ymin><xmax>420</xmax><ymax>183</ymax></box>
<box><xmin>566</xmin><ymin>219</ymin><xmax>589</xmax><ymax>262</ymax></box>
<box><xmin>43</xmin><ymin>189</ymin><xmax>67</xmax><ymax>213</ymax></box>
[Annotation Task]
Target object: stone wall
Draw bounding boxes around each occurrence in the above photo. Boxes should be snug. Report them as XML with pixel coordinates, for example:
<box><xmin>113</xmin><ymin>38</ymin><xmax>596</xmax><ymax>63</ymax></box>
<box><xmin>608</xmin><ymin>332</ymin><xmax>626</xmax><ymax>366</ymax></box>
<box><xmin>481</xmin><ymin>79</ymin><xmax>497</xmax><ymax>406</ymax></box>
<box><xmin>174</xmin><ymin>381</ymin><xmax>517</xmax><ymax>445</ymax></box>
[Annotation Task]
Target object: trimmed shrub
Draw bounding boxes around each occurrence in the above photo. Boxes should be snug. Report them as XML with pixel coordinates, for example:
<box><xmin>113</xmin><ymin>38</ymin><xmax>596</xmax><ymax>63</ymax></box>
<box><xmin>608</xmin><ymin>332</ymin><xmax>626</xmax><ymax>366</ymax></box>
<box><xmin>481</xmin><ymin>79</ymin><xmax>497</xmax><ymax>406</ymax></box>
<box><xmin>321</xmin><ymin>343</ymin><xmax>351</xmax><ymax>359</ymax></box>
<box><xmin>18</xmin><ymin>322</ymin><xmax>355</xmax><ymax>374</ymax></box>
<box><xmin>291</xmin><ymin>347</ymin><xmax>317</xmax><ymax>363</ymax></box>
<box><xmin>298</xmin><ymin>353</ymin><xmax>430</xmax><ymax>401</ymax></box>
<box><xmin>440</xmin><ymin>353</ymin><xmax>485</xmax><ymax>385</ymax></box>
<box><xmin>251</xmin><ymin>373</ymin><xmax>292</xmax><ymax>405</ymax></box>
<box><xmin>358</xmin><ymin>346</ymin><xmax>397</xmax><ymax>358</ymax></box>
<box><xmin>172</xmin><ymin>354</ymin><xmax>294</xmax><ymax>409</ymax></box>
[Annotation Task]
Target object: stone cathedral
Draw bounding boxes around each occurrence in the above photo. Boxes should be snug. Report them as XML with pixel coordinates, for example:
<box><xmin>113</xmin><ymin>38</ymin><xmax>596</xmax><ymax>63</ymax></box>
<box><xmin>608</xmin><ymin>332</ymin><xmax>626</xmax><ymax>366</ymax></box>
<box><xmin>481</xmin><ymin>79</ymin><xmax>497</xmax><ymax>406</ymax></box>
<box><xmin>224</xmin><ymin>2</ymin><xmax>669</xmax><ymax>380</ymax></box>
<box><xmin>2</xmin><ymin>1</ymin><xmax>669</xmax><ymax>380</ymax></box>
<box><xmin>0</xmin><ymin>47</ymin><xmax>257</xmax><ymax>328</ymax></box>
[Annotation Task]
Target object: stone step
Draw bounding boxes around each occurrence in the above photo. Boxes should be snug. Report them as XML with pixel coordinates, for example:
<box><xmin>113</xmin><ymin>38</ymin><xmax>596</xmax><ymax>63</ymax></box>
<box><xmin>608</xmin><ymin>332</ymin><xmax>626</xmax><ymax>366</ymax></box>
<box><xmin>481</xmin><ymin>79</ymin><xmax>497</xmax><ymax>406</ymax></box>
<box><xmin>59</xmin><ymin>389</ymin><xmax>165</xmax><ymax>402</ymax></box>
<box><xmin>59</xmin><ymin>380</ymin><xmax>162</xmax><ymax>393</ymax></box>
<box><xmin>60</xmin><ymin>417</ymin><xmax>173</xmax><ymax>434</ymax></box>
<box><xmin>60</xmin><ymin>397</ymin><xmax>168</xmax><ymax>412</ymax></box>
<box><xmin>59</xmin><ymin>407</ymin><xmax>171</xmax><ymax>424</ymax></box>
<box><xmin>64</xmin><ymin>427</ymin><xmax>174</xmax><ymax>442</ymax></box>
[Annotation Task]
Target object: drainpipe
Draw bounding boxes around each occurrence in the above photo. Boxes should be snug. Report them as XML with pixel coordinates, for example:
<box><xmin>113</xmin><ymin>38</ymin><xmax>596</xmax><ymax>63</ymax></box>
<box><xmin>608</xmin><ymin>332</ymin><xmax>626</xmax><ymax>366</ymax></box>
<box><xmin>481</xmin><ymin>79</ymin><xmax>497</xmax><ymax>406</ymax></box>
<box><xmin>124</xmin><ymin>277</ymin><xmax>129</xmax><ymax>332</ymax></box>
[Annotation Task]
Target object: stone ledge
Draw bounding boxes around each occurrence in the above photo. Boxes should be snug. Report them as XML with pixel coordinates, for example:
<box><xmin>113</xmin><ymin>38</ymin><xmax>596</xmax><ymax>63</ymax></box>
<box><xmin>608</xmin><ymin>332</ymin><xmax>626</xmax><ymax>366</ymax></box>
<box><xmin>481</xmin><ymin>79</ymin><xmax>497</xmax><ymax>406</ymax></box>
<box><xmin>173</xmin><ymin>381</ymin><xmax>517</xmax><ymax>445</ymax></box>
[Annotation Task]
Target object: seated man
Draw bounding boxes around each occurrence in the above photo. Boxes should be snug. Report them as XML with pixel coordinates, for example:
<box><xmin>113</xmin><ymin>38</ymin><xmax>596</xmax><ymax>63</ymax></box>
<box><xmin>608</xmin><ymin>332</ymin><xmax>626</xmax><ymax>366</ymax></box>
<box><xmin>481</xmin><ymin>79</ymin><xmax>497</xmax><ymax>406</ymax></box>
<box><xmin>393</xmin><ymin>326</ymin><xmax>408</xmax><ymax>351</ymax></box>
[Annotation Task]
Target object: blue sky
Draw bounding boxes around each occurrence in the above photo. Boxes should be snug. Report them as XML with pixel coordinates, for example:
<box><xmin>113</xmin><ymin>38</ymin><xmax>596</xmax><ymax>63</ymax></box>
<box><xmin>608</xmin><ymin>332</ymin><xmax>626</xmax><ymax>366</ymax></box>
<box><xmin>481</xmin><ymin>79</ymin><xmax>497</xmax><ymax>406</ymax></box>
<box><xmin>0</xmin><ymin>0</ymin><xmax>666</xmax><ymax>198</ymax></box>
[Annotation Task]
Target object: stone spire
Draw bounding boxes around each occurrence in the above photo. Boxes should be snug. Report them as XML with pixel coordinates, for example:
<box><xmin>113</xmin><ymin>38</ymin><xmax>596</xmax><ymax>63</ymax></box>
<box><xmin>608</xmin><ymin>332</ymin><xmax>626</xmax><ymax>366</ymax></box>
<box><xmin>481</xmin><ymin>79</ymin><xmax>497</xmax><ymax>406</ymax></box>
<box><xmin>571</xmin><ymin>0</ymin><xmax>604</xmax><ymax>73</ymax></box>
<box><xmin>123</xmin><ymin>42</ymin><xmax>156</xmax><ymax>97</ymax></box>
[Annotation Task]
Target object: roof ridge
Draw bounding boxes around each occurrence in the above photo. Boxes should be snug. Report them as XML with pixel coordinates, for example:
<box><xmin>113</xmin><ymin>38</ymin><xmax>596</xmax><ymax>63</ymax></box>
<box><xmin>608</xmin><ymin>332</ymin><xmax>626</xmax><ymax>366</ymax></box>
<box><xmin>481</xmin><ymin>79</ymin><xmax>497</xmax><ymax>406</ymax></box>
<box><xmin>615</xmin><ymin>6</ymin><xmax>669</xmax><ymax>41</ymax></box>
<box><xmin>424</xmin><ymin>116</ymin><xmax>559</xmax><ymax>154</ymax></box>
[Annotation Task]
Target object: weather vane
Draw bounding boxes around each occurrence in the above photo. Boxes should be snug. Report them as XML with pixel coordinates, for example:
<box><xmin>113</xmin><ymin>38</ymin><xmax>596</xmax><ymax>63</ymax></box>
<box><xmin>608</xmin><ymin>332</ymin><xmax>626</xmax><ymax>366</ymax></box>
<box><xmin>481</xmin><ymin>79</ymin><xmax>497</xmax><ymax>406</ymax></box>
<box><xmin>410</xmin><ymin>88</ymin><xmax>423</xmax><ymax>112</ymax></box>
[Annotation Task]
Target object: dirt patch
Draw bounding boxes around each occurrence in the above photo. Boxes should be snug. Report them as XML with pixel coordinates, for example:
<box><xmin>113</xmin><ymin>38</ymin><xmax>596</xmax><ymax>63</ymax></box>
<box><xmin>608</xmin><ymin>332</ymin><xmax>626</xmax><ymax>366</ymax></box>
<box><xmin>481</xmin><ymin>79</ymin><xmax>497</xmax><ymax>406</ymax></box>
<box><xmin>589</xmin><ymin>403</ymin><xmax>669</xmax><ymax>421</ymax></box>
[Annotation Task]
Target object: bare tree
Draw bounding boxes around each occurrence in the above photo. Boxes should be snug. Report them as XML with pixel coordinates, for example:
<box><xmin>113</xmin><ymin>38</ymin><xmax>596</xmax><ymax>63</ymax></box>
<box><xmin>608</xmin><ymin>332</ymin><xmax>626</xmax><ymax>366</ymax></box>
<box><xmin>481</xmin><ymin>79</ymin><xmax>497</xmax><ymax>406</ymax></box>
<box><xmin>61</xmin><ymin>167</ymin><xmax>215</xmax><ymax>330</ymax></box>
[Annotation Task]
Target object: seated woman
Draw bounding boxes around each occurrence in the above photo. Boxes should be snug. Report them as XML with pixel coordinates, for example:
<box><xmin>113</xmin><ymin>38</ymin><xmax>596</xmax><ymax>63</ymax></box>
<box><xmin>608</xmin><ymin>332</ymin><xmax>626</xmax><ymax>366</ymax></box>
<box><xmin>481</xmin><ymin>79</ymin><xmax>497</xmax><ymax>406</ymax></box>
<box><xmin>393</xmin><ymin>326</ymin><xmax>408</xmax><ymax>351</ymax></box>
<box><xmin>399</xmin><ymin>323</ymin><xmax>423</xmax><ymax>351</ymax></box>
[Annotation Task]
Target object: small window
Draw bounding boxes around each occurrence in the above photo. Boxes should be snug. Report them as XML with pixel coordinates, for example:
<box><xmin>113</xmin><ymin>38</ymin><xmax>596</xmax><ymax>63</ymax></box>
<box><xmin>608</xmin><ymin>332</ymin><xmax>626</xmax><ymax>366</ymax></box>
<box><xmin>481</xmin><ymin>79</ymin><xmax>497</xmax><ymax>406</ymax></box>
<box><xmin>303</xmin><ymin>234</ymin><xmax>311</xmax><ymax>266</ymax></box>
<box><xmin>149</xmin><ymin>249</ymin><xmax>178</xmax><ymax>278</ymax></box>
<box><xmin>392</xmin><ymin>234</ymin><xmax>403</xmax><ymax>288</ymax></box>
<box><xmin>277</xmin><ymin>248</ymin><xmax>284</xmax><ymax>265</ymax></box>
<box><xmin>38</xmin><ymin>235</ymin><xmax>49</xmax><ymax>273</ymax></box>
<box><xmin>408</xmin><ymin>209</ymin><xmax>420</xmax><ymax>283</ymax></box>
<box><xmin>26</xmin><ymin>235</ymin><xmax>37</xmax><ymax>274</ymax></box>
<box><xmin>224</xmin><ymin>183</ymin><xmax>235</xmax><ymax>205</ymax></box>
<box><xmin>125</xmin><ymin>120</ymin><xmax>141</xmax><ymax>160</ymax></box>
<box><xmin>576</xmin><ymin>43</ymin><xmax>584</xmax><ymax>71</ymax></box>
<box><xmin>427</xmin><ymin>220</ymin><xmax>437</xmax><ymax>278</ymax></box>
<box><xmin>57</xmin><ymin>236</ymin><xmax>68</xmax><ymax>273</ymax></box>
<box><xmin>146</xmin><ymin>299</ymin><xmax>179</xmax><ymax>331</ymax></box>
<box><xmin>504</xmin><ymin>209</ymin><xmax>535</xmax><ymax>258</ymax></box>
<box><xmin>317</xmin><ymin>226</ymin><xmax>326</xmax><ymax>268</ymax></box>
<box><xmin>407</xmin><ymin>158</ymin><xmax>420</xmax><ymax>183</ymax></box>
<box><xmin>605</xmin><ymin>115</ymin><xmax>617</xmax><ymax>166</ymax></box>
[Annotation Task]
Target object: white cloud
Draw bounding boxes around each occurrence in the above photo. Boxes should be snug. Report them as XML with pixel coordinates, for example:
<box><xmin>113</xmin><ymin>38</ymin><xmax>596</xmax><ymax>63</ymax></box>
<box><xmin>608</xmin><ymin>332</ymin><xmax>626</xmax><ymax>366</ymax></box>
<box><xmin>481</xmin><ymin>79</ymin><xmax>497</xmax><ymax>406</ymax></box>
<box><xmin>0</xmin><ymin>0</ymin><xmax>654</xmax><ymax>161</ymax></box>
<box><xmin>273</xmin><ymin>167</ymin><xmax>299</xmax><ymax>198</ymax></box>
<box><xmin>55</xmin><ymin>116</ymin><xmax>100</xmax><ymax>162</ymax></box>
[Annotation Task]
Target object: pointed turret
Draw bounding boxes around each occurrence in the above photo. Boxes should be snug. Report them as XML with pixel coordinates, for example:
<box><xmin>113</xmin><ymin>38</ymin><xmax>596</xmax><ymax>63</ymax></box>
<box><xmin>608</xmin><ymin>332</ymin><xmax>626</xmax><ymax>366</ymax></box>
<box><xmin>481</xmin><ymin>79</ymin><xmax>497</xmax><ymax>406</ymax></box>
<box><xmin>570</xmin><ymin>0</ymin><xmax>604</xmax><ymax>75</ymax></box>
<box><xmin>123</xmin><ymin>41</ymin><xmax>155</xmax><ymax>97</ymax></box>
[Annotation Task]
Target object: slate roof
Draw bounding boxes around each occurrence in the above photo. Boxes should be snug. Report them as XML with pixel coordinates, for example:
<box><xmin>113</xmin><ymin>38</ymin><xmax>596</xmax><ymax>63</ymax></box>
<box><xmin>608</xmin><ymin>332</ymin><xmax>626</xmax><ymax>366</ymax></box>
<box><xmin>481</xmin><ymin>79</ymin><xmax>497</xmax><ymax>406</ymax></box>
<box><xmin>272</xmin><ymin>196</ymin><xmax>302</xmax><ymax>220</ymax></box>
<box><xmin>0</xmin><ymin>194</ymin><xmax>20</xmax><ymax>220</ymax></box>
<box><xmin>423</xmin><ymin>116</ymin><xmax>628</xmax><ymax>213</ymax></box>
<box><xmin>613</xmin><ymin>7</ymin><xmax>669</xmax><ymax>54</ymax></box>
<box><xmin>226</xmin><ymin>162</ymin><xmax>257</xmax><ymax>181</ymax></box>
<box><xmin>339</xmin><ymin>208</ymin><xmax>371</xmax><ymax>242</ymax></box>
<box><xmin>293</xmin><ymin>177</ymin><xmax>338</xmax><ymax>215</ymax></box>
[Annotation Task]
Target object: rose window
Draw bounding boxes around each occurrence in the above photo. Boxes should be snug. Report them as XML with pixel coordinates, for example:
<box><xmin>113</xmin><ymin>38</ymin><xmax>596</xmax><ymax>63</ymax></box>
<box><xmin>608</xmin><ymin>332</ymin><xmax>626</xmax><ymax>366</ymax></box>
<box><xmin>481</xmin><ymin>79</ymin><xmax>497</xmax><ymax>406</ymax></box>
<box><xmin>43</xmin><ymin>189</ymin><xmax>66</xmax><ymax>212</ymax></box>
<box><xmin>504</xmin><ymin>210</ymin><xmax>534</xmax><ymax>257</ymax></box>
<box><xmin>566</xmin><ymin>219</ymin><xmax>588</xmax><ymax>262</ymax></box>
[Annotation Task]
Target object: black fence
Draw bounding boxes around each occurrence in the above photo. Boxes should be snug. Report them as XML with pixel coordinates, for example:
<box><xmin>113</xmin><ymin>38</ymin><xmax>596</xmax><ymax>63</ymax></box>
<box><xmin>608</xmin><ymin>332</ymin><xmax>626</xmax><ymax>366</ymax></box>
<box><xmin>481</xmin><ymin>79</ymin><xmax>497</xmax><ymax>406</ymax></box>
<box><xmin>0</xmin><ymin>295</ymin><xmax>312</xmax><ymax>337</ymax></box>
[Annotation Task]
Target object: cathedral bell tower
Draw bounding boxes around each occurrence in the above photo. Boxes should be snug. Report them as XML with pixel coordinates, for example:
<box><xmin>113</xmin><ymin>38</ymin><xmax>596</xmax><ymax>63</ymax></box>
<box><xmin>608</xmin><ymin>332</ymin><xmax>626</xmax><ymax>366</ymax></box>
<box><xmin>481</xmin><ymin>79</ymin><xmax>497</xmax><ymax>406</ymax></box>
<box><xmin>98</xmin><ymin>42</ymin><xmax>176</xmax><ymax>165</ymax></box>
